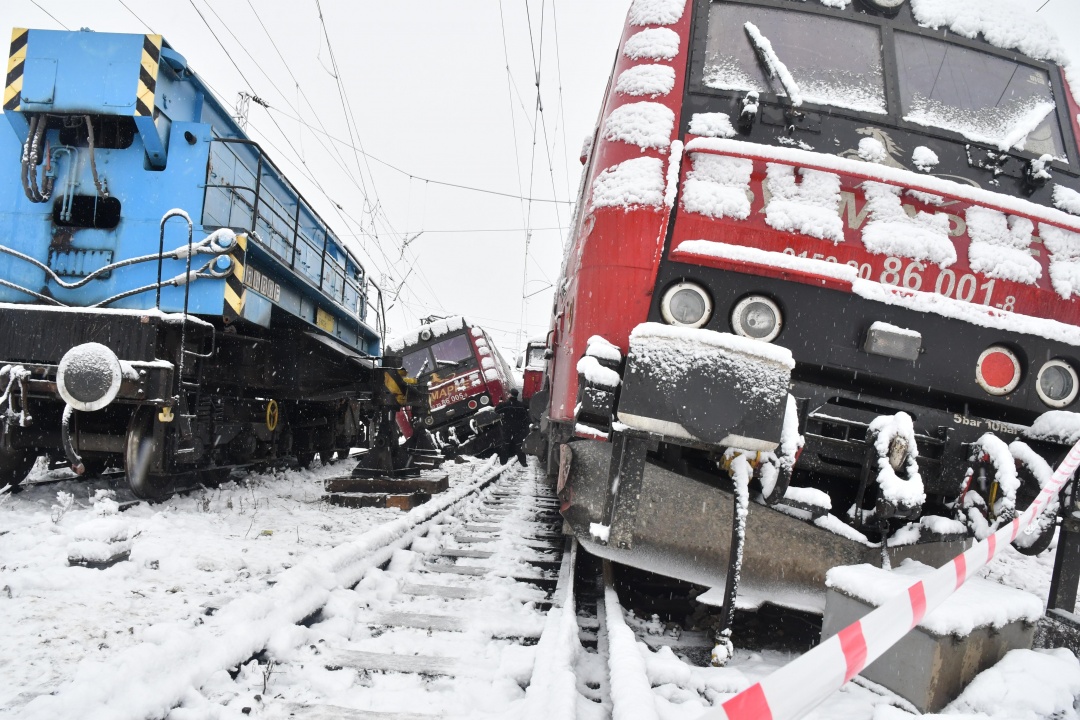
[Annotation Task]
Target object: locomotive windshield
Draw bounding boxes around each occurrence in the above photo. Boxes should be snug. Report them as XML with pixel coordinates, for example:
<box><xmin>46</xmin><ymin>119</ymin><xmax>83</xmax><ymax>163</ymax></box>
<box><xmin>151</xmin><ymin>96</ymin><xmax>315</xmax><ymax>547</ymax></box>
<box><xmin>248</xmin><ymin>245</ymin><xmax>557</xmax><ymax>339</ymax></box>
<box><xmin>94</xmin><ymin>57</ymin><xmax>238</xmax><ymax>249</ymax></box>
<box><xmin>525</xmin><ymin>345</ymin><xmax>547</xmax><ymax>368</ymax></box>
<box><xmin>703</xmin><ymin>4</ymin><xmax>886</xmax><ymax>114</ymax></box>
<box><xmin>701</xmin><ymin>2</ymin><xmax>1069</xmax><ymax>160</ymax></box>
<box><xmin>896</xmin><ymin>33</ymin><xmax>1065</xmax><ymax>157</ymax></box>
<box><xmin>401</xmin><ymin>333</ymin><xmax>477</xmax><ymax>382</ymax></box>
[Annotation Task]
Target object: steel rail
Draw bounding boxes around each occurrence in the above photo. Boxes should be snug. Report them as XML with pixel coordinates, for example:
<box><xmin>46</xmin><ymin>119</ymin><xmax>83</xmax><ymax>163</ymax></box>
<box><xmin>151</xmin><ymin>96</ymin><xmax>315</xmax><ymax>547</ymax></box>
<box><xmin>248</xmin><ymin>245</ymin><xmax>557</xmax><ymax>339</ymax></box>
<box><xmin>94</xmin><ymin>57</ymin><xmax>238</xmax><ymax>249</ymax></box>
<box><xmin>20</xmin><ymin>457</ymin><xmax>509</xmax><ymax>720</ymax></box>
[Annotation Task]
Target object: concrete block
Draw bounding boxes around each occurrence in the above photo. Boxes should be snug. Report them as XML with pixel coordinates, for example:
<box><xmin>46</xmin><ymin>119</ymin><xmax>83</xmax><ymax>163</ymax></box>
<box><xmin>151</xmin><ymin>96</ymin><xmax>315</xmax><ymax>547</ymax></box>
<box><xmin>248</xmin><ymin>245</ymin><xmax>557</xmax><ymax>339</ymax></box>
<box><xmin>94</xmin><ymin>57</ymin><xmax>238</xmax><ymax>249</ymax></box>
<box><xmin>822</xmin><ymin>563</ymin><xmax>1039</xmax><ymax>713</ymax></box>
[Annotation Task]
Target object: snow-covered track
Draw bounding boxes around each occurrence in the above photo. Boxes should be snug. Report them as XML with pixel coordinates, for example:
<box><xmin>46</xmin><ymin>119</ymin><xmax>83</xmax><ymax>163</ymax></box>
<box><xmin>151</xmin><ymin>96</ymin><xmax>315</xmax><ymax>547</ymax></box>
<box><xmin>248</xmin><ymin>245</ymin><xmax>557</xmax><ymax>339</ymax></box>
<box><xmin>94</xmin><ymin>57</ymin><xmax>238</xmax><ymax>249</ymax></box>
<box><xmin>196</xmin><ymin>461</ymin><xmax>569</xmax><ymax>718</ymax></box>
<box><xmin>17</xmin><ymin>456</ymin><xmax>520</xmax><ymax>720</ymax></box>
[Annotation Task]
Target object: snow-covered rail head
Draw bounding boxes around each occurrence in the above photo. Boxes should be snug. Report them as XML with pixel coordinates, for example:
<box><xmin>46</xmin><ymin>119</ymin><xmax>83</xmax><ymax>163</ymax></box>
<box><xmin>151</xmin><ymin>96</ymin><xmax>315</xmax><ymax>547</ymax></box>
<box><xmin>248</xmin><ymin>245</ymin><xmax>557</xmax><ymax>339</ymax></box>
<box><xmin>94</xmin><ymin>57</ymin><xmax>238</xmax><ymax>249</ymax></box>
<box><xmin>701</xmin><ymin>438</ymin><xmax>1080</xmax><ymax>720</ymax></box>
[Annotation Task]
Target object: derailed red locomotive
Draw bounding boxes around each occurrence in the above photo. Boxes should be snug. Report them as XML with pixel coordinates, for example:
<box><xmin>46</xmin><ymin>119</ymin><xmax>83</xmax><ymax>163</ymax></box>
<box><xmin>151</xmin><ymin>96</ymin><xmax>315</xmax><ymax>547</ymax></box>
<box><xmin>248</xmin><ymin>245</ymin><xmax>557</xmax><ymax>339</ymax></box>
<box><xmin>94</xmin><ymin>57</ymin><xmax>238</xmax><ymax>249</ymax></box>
<box><xmin>389</xmin><ymin>317</ymin><xmax>522</xmax><ymax>459</ymax></box>
<box><xmin>532</xmin><ymin>0</ymin><xmax>1080</xmax><ymax>611</ymax></box>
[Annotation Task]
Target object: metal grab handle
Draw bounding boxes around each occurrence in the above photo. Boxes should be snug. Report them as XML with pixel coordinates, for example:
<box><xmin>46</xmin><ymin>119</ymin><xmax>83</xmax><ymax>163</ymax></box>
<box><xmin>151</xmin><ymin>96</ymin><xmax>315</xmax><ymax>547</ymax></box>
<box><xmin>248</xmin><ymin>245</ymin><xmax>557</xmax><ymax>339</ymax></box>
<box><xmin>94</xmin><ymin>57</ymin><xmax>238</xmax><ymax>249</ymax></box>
<box><xmin>157</xmin><ymin>210</ymin><xmax>194</xmax><ymax>412</ymax></box>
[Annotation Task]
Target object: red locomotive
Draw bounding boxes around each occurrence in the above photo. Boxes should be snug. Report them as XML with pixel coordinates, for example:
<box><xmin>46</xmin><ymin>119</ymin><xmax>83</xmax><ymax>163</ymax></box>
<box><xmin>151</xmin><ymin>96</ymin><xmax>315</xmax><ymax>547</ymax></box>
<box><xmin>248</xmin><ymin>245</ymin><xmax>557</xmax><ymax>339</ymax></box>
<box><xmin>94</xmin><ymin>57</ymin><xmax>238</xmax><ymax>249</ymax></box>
<box><xmin>532</xmin><ymin>0</ymin><xmax>1080</xmax><ymax>611</ymax></box>
<box><xmin>520</xmin><ymin>338</ymin><xmax>548</xmax><ymax>403</ymax></box>
<box><xmin>389</xmin><ymin>317</ymin><xmax>521</xmax><ymax>458</ymax></box>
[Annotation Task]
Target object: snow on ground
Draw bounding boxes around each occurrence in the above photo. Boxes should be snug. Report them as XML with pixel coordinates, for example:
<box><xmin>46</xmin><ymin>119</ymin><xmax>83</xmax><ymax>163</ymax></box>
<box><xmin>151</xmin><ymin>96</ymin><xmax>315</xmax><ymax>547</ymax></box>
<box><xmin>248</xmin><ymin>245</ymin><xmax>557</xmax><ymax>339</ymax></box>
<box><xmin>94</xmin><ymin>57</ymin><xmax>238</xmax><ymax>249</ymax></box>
<box><xmin>0</xmin><ymin>459</ymin><xmax>416</xmax><ymax>715</ymax></box>
<box><xmin>4</xmin><ymin>453</ymin><xmax>1080</xmax><ymax>719</ymax></box>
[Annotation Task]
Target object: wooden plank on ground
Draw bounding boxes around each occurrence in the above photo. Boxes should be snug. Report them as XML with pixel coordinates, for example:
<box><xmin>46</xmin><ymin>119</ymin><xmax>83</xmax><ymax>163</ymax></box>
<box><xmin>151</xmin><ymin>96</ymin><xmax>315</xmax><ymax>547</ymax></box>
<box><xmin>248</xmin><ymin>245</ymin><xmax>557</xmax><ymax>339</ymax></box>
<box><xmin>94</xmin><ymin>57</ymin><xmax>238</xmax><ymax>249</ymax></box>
<box><xmin>285</xmin><ymin>704</ymin><xmax>444</xmax><ymax>720</ymax></box>
<box><xmin>324</xmin><ymin>492</ymin><xmax>431</xmax><ymax>510</ymax></box>
<box><xmin>398</xmin><ymin>583</ymin><xmax>483</xmax><ymax>600</ymax></box>
<box><xmin>438</xmin><ymin>548</ymin><xmax>494</xmax><ymax>559</ymax></box>
<box><xmin>423</xmin><ymin>563</ymin><xmax>488</xmax><ymax>577</ymax></box>
<box><xmin>325</xmin><ymin>649</ymin><xmax>470</xmax><ymax>677</ymax></box>
<box><xmin>326</xmin><ymin>474</ymin><xmax>449</xmax><ymax>495</ymax></box>
<box><xmin>362</xmin><ymin>611</ymin><xmax>467</xmax><ymax>632</ymax></box>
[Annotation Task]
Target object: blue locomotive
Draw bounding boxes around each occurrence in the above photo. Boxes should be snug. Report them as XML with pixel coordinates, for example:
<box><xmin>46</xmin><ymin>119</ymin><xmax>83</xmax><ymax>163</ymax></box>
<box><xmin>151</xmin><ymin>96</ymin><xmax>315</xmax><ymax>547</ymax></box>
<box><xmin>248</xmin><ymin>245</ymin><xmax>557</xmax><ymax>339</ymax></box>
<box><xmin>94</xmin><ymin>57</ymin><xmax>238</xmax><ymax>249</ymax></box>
<box><xmin>0</xmin><ymin>28</ymin><xmax>409</xmax><ymax>497</ymax></box>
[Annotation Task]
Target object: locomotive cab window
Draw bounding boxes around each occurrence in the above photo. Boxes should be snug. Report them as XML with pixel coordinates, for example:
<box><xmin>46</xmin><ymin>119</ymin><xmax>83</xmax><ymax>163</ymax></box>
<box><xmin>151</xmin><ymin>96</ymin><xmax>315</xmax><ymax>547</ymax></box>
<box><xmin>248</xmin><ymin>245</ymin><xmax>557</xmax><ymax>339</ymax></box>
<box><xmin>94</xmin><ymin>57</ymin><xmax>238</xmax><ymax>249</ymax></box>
<box><xmin>525</xmin><ymin>345</ymin><xmax>547</xmax><ymax>368</ymax></box>
<box><xmin>401</xmin><ymin>334</ymin><xmax>477</xmax><ymax>382</ymax></box>
<box><xmin>702</xmin><ymin>3</ymin><xmax>886</xmax><ymax>114</ymax></box>
<box><xmin>896</xmin><ymin>32</ymin><xmax>1067</xmax><ymax>159</ymax></box>
<box><xmin>431</xmin><ymin>335</ymin><xmax>474</xmax><ymax>370</ymax></box>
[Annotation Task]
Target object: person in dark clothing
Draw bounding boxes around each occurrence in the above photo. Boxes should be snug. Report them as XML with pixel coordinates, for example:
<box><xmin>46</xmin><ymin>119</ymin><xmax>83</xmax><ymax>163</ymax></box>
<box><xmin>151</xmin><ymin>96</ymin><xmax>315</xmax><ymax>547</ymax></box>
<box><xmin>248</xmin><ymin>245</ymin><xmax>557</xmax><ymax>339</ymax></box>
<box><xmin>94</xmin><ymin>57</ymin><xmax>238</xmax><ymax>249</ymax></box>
<box><xmin>495</xmin><ymin>388</ymin><xmax>530</xmax><ymax>465</ymax></box>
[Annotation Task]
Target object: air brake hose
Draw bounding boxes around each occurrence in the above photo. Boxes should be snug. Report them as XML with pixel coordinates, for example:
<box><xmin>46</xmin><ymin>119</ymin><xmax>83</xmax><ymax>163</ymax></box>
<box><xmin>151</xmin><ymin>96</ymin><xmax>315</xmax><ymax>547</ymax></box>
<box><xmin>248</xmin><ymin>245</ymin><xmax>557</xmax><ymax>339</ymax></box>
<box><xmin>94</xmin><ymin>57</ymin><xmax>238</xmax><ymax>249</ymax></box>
<box><xmin>20</xmin><ymin>114</ymin><xmax>38</xmax><ymax>202</ymax></box>
<box><xmin>26</xmin><ymin>114</ymin><xmax>47</xmax><ymax>202</ymax></box>
<box><xmin>85</xmin><ymin>115</ymin><xmax>108</xmax><ymax>198</ymax></box>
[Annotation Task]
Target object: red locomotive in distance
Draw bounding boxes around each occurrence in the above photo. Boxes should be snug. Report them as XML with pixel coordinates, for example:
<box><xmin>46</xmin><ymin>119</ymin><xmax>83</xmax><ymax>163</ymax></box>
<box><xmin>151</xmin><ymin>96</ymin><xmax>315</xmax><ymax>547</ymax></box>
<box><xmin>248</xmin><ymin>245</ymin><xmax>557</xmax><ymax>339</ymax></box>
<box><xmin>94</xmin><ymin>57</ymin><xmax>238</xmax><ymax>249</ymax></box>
<box><xmin>531</xmin><ymin>0</ymin><xmax>1080</xmax><ymax>611</ymax></box>
<box><xmin>388</xmin><ymin>317</ymin><xmax>521</xmax><ymax>458</ymax></box>
<box><xmin>520</xmin><ymin>338</ymin><xmax>548</xmax><ymax>402</ymax></box>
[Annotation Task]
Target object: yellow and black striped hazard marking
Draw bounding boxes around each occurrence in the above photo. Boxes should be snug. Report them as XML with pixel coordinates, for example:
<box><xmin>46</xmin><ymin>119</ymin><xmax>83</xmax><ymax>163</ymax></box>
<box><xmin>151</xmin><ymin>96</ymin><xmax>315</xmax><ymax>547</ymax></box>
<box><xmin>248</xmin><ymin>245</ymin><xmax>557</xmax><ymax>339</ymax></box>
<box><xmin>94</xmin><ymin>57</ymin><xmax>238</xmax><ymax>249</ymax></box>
<box><xmin>384</xmin><ymin>370</ymin><xmax>408</xmax><ymax>406</ymax></box>
<box><xmin>136</xmin><ymin>34</ymin><xmax>162</xmax><ymax>117</ymax></box>
<box><xmin>223</xmin><ymin>233</ymin><xmax>248</xmax><ymax>321</ymax></box>
<box><xmin>4</xmin><ymin>28</ymin><xmax>27</xmax><ymax>113</ymax></box>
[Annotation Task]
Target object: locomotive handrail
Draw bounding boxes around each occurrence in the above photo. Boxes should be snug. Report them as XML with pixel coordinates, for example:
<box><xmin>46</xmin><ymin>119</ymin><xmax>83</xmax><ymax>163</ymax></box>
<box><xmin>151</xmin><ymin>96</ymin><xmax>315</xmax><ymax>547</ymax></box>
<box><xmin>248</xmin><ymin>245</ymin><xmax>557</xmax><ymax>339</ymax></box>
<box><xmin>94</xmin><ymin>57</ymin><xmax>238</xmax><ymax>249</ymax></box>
<box><xmin>158</xmin><ymin>210</ymin><xmax>195</xmax><ymax>406</ymax></box>
<box><xmin>203</xmin><ymin>137</ymin><xmax>369</xmax><ymax>314</ymax></box>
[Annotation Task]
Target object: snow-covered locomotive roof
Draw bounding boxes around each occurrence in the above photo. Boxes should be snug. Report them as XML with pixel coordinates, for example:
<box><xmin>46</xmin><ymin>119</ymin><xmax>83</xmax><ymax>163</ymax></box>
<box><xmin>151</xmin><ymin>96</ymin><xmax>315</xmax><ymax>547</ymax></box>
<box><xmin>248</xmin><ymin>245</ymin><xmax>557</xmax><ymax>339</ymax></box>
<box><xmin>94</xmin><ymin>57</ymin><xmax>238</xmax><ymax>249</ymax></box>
<box><xmin>788</xmin><ymin>0</ymin><xmax>1078</xmax><ymax>96</ymax></box>
<box><xmin>908</xmin><ymin>0</ymin><xmax>1069</xmax><ymax>68</ymax></box>
<box><xmin>385</xmin><ymin>316</ymin><xmax>472</xmax><ymax>352</ymax></box>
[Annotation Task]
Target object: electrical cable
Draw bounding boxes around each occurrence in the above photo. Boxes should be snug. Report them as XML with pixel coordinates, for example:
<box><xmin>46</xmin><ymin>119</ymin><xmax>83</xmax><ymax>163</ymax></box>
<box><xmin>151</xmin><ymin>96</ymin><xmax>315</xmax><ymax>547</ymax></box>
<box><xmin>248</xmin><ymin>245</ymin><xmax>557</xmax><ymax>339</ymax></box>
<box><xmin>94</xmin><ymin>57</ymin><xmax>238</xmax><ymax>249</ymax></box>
<box><xmin>115</xmin><ymin>0</ymin><xmax>155</xmax><ymax>32</ymax></box>
<box><xmin>28</xmin><ymin>0</ymin><xmax>69</xmax><ymax>30</ymax></box>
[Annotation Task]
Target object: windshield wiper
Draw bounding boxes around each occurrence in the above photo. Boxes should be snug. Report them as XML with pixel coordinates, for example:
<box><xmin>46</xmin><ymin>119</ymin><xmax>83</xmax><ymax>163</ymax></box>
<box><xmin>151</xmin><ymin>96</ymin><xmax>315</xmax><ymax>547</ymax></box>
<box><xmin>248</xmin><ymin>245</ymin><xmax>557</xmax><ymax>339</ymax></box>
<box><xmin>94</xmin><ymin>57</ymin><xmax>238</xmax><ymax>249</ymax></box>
<box><xmin>436</xmin><ymin>358</ymin><xmax>461</xmax><ymax>369</ymax></box>
<box><xmin>998</xmin><ymin>101</ymin><xmax>1055</xmax><ymax>152</ymax></box>
<box><xmin>744</xmin><ymin>21</ymin><xmax>803</xmax><ymax>108</ymax></box>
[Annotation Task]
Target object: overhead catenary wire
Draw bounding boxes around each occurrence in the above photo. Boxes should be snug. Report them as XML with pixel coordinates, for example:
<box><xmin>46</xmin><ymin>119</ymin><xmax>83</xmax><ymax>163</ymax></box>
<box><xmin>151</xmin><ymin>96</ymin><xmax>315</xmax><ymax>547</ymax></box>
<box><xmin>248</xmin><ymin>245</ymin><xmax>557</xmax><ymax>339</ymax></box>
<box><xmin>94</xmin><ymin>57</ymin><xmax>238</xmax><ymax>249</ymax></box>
<box><xmin>263</xmin><ymin>106</ymin><xmax>572</xmax><ymax>205</ymax></box>
<box><xmin>28</xmin><ymin>0</ymin><xmax>69</xmax><ymax>30</ymax></box>
<box><xmin>115</xmin><ymin>0</ymin><xmax>155</xmax><ymax>33</ymax></box>
<box><xmin>188</xmin><ymin>0</ymin><xmax>447</xmax><ymax>330</ymax></box>
<box><xmin>30</xmin><ymin>0</ymin><xmax>570</xmax><ymax>336</ymax></box>
<box><xmin>183</xmin><ymin>0</ymin><xmax>443</xmax><ymax>326</ymax></box>
<box><xmin>549</xmin><ymin>1</ymin><xmax>575</xmax><ymax>210</ymax></box>
<box><xmin>183</xmin><ymin>2</ymin><xmax>432</xmax><ymax>330</ymax></box>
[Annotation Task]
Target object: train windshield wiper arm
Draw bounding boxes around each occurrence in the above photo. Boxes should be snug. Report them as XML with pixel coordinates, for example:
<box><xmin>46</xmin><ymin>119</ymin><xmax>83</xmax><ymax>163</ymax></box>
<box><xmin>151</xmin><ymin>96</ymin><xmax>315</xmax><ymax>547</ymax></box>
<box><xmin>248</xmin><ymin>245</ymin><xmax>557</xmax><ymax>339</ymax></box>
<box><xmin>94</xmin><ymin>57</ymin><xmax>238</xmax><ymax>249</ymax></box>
<box><xmin>997</xmin><ymin>101</ymin><xmax>1055</xmax><ymax>151</ymax></box>
<box><xmin>744</xmin><ymin>21</ymin><xmax>803</xmax><ymax>108</ymax></box>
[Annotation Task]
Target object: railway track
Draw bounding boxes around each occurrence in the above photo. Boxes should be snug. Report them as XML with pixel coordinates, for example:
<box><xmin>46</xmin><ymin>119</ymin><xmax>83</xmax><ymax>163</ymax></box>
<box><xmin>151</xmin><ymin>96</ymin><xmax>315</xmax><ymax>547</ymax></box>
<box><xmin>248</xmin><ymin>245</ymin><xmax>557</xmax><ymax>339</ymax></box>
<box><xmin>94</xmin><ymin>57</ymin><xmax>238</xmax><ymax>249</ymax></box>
<box><xmin>208</xmin><ymin>463</ymin><xmax>570</xmax><ymax>718</ymax></box>
<box><xmin>10</xmin><ymin>456</ymin><xmax>924</xmax><ymax>720</ymax></box>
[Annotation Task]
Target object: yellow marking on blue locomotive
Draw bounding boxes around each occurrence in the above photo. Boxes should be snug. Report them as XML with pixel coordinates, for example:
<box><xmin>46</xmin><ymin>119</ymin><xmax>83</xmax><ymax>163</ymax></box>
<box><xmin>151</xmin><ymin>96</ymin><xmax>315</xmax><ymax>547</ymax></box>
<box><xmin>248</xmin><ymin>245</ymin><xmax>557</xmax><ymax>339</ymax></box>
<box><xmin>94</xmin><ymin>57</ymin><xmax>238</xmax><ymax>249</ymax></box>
<box><xmin>224</xmin><ymin>233</ymin><xmax>248</xmax><ymax>319</ymax></box>
<box><xmin>4</xmin><ymin>28</ymin><xmax>28</xmax><ymax>112</ymax></box>
<box><xmin>136</xmin><ymin>34</ymin><xmax>162</xmax><ymax>117</ymax></box>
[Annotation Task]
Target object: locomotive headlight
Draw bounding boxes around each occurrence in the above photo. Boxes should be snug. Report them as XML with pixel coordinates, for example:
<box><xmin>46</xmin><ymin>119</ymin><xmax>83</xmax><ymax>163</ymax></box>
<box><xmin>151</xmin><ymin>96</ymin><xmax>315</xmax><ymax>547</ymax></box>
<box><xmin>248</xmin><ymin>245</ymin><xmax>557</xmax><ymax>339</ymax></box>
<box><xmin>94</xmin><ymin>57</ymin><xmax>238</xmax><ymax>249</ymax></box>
<box><xmin>56</xmin><ymin>342</ymin><xmax>123</xmax><ymax>412</ymax></box>
<box><xmin>1036</xmin><ymin>360</ymin><xmax>1079</xmax><ymax>407</ymax></box>
<box><xmin>661</xmin><ymin>282</ymin><xmax>712</xmax><ymax>328</ymax></box>
<box><xmin>731</xmin><ymin>295</ymin><xmax>782</xmax><ymax>342</ymax></box>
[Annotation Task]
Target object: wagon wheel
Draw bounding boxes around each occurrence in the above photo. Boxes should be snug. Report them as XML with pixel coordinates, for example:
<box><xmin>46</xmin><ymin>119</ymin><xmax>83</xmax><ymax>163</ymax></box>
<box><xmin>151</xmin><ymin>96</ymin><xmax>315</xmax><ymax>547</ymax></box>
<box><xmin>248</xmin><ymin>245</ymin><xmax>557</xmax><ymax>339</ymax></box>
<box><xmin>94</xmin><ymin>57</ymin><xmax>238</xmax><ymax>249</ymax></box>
<box><xmin>0</xmin><ymin>449</ymin><xmax>36</xmax><ymax>488</ymax></box>
<box><xmin>125</xmin><ymin>406</ymin><xmax>171</xmax><ymax>501</ymax></box>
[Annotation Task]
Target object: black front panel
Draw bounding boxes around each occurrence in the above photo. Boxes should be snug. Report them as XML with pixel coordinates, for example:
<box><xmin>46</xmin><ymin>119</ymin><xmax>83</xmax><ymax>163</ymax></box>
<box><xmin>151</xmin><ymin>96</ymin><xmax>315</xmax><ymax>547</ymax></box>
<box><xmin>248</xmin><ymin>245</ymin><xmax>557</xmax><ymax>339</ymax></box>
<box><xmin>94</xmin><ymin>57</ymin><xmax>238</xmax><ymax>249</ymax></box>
<box><xmin>0</xmin><ymin>306</ymin><xmax>160</xmax><ymax>363</ymax></box>
<box><xmin>650</xmin><ymin>262</ymin><xmax>1078</xmax><ymax>423</ymax></box>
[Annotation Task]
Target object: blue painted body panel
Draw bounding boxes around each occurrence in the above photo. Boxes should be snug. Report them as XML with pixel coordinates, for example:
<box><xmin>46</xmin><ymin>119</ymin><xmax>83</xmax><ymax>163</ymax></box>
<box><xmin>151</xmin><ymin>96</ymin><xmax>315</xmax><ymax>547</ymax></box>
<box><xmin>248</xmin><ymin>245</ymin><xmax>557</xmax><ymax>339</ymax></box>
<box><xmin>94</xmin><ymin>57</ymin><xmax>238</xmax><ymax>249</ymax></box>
<box><xmin>0</xmin><ymin>28</ymin><xmax>381</xmax><ymax>357</ymax></box>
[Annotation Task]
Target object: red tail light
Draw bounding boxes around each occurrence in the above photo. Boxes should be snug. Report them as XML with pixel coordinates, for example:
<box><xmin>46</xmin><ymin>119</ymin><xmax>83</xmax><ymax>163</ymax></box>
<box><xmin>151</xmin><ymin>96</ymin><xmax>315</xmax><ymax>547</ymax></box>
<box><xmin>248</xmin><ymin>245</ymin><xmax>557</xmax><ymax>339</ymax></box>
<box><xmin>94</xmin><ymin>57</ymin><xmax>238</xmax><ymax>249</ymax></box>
<box><xmin>975</xmin><ymin>346</ymin><xmax>1021</xmax><ymax>396</ymax></box>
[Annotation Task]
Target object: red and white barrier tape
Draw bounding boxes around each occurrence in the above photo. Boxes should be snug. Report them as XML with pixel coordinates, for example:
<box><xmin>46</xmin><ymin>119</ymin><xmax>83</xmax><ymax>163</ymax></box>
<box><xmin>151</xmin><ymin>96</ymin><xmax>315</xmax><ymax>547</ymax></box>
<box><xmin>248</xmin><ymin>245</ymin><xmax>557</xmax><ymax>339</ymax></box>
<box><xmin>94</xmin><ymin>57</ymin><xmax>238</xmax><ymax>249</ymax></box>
<box><xmin>703</xmin><ymin>439</ymin><xmax>1080</xmax><ymax>720</ymax></box>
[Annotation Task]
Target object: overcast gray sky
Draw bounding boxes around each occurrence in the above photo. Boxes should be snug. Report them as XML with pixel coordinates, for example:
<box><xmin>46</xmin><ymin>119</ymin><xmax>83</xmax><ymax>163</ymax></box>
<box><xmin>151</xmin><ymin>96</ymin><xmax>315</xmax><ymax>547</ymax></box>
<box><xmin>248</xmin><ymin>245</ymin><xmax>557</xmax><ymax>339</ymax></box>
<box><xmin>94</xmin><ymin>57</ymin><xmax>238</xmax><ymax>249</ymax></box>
<box><xmin>2</xmin><ymin>0</ymin><xmax>1078</xmax><ymax>354</ymax></box>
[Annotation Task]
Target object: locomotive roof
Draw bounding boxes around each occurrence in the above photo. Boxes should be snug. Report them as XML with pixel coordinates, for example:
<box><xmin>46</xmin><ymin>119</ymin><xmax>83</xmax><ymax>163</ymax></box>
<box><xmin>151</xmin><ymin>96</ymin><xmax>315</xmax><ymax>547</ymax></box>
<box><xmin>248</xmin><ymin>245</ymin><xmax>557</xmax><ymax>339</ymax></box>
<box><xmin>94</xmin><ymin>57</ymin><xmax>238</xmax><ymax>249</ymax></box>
<box><xmin>386</xmin><ymin>316</ymin><xmax>472</xmax><ymax>352</ymax></box>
